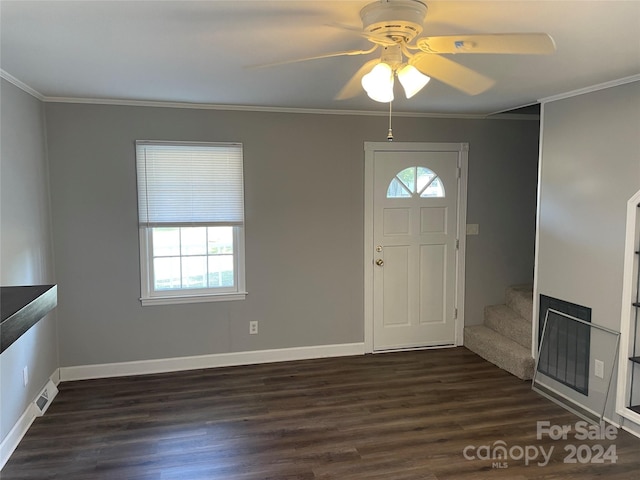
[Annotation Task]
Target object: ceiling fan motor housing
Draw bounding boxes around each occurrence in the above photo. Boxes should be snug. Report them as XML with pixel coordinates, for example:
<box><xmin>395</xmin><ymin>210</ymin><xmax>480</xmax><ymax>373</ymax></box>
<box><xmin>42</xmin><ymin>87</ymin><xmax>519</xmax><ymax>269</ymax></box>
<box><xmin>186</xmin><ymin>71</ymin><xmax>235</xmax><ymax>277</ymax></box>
<box><xmin>360</xmin><ymin>0</ymin><xmax>428</xmax><ymax>43</ymax></box>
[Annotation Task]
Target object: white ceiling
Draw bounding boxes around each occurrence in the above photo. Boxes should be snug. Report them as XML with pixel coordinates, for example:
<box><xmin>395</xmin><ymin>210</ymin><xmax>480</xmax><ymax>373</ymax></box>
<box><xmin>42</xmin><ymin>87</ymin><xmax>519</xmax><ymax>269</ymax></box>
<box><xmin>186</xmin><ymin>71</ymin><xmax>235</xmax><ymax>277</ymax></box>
<box><xmin>1</xmin><ymin>1</ymin><xmax>639</xmax><ymax>116</ymax></box>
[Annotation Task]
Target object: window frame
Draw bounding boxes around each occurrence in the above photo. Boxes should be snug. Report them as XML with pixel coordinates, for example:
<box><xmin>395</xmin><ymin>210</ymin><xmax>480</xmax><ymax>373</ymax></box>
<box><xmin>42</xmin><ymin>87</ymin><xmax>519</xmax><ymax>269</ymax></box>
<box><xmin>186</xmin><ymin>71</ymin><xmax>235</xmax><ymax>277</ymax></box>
<box><xmin>139</xmin><ymin>225</ymin><xmax>246</xmax><ymax>306</ymax></box>
<box><xmin>136</xmin><ymin>141</ymin><xmax>247</xmax><ymax>306</ymax></box>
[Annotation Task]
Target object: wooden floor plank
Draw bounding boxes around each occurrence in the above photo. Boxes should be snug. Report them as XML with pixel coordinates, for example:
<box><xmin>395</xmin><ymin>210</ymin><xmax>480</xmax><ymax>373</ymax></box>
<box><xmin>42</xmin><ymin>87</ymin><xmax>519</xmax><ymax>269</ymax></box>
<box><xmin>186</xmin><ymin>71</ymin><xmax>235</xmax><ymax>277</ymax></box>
<box><xmin>3</xmin><ymin>347</ymin><xmax>639</xmax><ymax>479</ymax></box>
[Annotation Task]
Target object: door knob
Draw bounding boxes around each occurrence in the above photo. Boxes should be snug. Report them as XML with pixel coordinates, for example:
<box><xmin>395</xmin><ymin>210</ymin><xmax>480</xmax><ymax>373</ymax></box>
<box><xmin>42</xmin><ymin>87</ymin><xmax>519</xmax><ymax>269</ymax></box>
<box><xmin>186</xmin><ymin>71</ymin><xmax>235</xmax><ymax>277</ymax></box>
<box><xmin>375</xmin><ymin>259</ymin><xmax>384</xmax><ymax>266</ymax></box>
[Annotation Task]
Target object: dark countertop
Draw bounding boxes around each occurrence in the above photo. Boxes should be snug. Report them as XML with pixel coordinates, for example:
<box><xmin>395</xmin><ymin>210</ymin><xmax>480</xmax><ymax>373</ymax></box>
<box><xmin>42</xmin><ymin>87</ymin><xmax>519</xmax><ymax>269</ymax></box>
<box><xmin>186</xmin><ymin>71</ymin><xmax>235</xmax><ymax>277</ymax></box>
<box><xmin>1</xmin><ymin>284</ymin><xmax>57</xmax><ymax>353</ymax></box>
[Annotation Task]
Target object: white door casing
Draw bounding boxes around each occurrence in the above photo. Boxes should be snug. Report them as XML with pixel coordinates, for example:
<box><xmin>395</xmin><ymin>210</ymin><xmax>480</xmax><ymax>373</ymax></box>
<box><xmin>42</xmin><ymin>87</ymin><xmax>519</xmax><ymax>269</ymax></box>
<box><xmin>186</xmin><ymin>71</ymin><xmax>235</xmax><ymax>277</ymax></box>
<box><xmin>364</xmin><ymin>142</ymin><xmax>468</xmax><ymax>352</ymax></box>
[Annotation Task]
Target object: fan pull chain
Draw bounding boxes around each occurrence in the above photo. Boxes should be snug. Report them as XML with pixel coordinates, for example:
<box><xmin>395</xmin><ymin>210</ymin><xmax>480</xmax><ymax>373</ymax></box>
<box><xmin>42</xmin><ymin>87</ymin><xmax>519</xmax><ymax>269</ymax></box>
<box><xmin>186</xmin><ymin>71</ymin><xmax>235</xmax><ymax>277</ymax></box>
<box><xmin>387</xmin><ymin>101</ymin><xmax>394</xmax><ymax>142</ymax></box>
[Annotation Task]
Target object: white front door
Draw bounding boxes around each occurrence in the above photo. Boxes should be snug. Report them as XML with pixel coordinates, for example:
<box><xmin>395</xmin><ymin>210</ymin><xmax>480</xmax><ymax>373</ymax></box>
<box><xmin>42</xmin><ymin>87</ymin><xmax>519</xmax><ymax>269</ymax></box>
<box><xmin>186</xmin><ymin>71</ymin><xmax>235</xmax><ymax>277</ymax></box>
<box><xmin>365</xmin><ymin>142</ymin><xmax>467</xmax><ymax>351</ymax></box>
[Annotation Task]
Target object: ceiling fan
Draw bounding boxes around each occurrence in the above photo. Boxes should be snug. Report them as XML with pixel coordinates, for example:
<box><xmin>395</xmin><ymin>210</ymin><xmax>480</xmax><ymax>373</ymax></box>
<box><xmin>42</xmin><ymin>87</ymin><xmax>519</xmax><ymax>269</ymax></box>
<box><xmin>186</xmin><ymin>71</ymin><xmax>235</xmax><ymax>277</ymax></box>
<box><xmin>257</xmin><ymin>0</ymin><xmax>556</xmax><ymax>103</ymax></box>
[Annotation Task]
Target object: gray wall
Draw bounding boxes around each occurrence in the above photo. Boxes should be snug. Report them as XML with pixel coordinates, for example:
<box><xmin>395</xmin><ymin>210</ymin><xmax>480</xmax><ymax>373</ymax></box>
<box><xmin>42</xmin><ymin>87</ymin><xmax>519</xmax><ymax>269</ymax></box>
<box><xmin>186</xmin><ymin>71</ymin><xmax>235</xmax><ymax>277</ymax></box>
<box><xmin>537</xmin><ymin>81</ymin><xmax>640</xmax><ymax>422</ymax></box>
<box><xmin>0</xmin><ymin>79</ymin><xmax>58</xmax><ymax>442</ymax></box>
<box><xmin>44</xmin><ymin>103</ymin><xmax>539</xmax><ymax>367</ymax></box>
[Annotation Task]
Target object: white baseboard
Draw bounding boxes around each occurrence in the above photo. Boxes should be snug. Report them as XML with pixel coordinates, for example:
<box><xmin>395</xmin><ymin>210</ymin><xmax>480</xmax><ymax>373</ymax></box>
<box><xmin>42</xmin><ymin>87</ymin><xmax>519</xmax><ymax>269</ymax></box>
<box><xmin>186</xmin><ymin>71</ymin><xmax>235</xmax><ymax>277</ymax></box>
<box><xmin>616</xmin><ymin>408</ymin><xmax>640</xmax><ymax>440</ymax></box>
<box><xmin>50</xmin><ymin>368</ymin><xmax>61</xmax><ymax>386</ymax></box>
<box><xmin>617</xmin><ymin>406</ymin><xmax>640</xmax><ymax>428</ymax></box>
<box><xmin>532</xmin><ymin>380</ymin><xmax>640</xmax><ymax>440</ymax></box>
<box><xmin>60</xmin><ymin>342</ymin><xmax>365</xmax><ymax>382</ymax></box>
<box><xmin>0</xmin><ymin>372</ymin><xmax>59</xmax><ymax>471</ymax></box>
<box><xmin>0</xmin><ymin>403</ymin><xmax>36</xmax><ymax>471</ymax></box>
<box><xmin>2</xmin><ymin>343</ymin><xmax>363</xmax><ymax>470</ymax></box>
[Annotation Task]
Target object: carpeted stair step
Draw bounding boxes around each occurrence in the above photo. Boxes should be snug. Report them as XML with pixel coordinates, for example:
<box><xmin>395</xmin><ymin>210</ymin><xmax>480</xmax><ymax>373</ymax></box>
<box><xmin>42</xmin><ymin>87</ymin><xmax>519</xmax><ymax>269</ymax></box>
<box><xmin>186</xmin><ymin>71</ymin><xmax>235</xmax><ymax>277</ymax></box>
<box><xmin>464</xmin><ymin>325</ymin><xmax>535</xmax><ymax>380</ymax></box>
<box><xmin>506</xmin><ymin>284</ymin><xmax>534</xmax><ymax>321</ymax></box>
<box><xmin>484</xmin><ymin>304</ymin><xmax>532</xmax><ymax>349</ymax></box>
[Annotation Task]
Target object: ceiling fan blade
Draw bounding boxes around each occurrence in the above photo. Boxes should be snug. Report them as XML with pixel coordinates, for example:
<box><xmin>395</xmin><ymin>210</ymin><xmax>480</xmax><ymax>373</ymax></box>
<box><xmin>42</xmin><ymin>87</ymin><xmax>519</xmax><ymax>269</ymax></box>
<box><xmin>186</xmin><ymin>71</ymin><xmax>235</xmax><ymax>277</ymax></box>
<box><xmin>410</xmin><ymin>53</ymin><xmax>495</xmax><ymax>95</ymax></box>
<box><xmin>326</xmin><ymin>23</ymin><xmax>398</xmax><ymax>47</ymax></box>
<box><xmin>335</xmin><ymin>58</ymin><xmax>381</xmax><ymax>100</ymax></box>
<box><xmin>416</xmin><ymin>33</ymin><xmax>556</xmax><ymax>55</ymax></box>
<box><xmin>248</xmin><ymin>47</ymin><xmax>378</xmax><ymax>69</ymax></box>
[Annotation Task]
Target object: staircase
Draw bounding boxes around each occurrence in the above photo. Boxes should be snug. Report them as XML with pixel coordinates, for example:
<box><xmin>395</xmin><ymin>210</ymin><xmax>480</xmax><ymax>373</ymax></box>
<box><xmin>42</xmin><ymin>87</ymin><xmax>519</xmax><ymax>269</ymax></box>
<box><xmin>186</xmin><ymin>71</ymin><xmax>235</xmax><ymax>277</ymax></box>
<box><xmin>464</xmin><ymin>285</ymin><xmax>535</xmax><ymax>380</ymax></box>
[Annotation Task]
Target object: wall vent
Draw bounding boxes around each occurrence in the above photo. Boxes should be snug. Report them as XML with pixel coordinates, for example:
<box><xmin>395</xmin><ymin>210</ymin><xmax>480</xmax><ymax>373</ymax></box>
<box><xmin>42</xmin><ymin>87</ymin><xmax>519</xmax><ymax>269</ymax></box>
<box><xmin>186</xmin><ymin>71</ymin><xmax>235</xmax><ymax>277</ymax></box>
<box><xmin>33</xmin><ymin>380</ymin><xmax>58</xmax><ymax>417</ymax></box>
<box><xmin>539</xmin><ymin>295</ymin><xmax>591</xmax><ymax>395</ymax></box>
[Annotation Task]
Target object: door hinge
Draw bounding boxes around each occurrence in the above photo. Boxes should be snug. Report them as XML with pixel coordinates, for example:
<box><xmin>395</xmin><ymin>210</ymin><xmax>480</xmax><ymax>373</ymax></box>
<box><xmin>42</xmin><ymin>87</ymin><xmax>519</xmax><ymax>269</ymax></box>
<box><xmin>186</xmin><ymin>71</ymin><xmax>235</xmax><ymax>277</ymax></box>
<box><xmin>456</xmin><ymin>239</ymin><xmax>459</xmax><ymax>249</ymax></box>
<box><xmin>454</xmin><ymin>308</ymin><xmax>458</xmax><ymax>319</ymax></box>
<box><xmin>457</xmin><ymin>167</ymin><xmax>461</xmax><ymax>179</ymax></box>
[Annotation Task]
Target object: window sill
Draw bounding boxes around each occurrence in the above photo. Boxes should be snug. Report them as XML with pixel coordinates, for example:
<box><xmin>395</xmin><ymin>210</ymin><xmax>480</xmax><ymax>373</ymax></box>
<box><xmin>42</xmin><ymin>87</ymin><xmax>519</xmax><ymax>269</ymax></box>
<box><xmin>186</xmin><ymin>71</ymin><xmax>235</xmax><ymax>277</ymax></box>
<box><xmin>140</xmin><ymin>291</ymin><xmax>247</xmax><ymax>306</ymax></box>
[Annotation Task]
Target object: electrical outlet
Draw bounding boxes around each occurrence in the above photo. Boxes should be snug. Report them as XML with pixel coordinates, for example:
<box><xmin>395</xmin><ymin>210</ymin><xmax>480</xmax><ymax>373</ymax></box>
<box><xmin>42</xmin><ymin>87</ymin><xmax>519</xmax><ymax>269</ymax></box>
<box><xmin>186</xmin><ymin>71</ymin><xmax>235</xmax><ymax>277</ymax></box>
<box><xmin>23</xmin><ymin>366</ymin><xmax>29</xmax><ymax>387</ymax></box>
<box><xmin>249</xmin><ymin>321</ymin><xmax>258</xmax><ymax>335</ymax></box>
<box><xmin>595</xmin><ymin>359</ymin><xmax>604</xmax><ymax>379</ymax></box>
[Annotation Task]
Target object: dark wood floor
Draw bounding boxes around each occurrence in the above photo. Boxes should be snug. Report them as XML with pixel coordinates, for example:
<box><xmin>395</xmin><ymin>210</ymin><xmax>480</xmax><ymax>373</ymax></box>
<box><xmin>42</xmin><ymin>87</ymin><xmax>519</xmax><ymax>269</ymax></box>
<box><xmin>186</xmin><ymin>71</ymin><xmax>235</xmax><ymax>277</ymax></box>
<box><xmin>3</xmin><ymin>347</ymin><xmax>639</xmax><ymax>479</ymax></box>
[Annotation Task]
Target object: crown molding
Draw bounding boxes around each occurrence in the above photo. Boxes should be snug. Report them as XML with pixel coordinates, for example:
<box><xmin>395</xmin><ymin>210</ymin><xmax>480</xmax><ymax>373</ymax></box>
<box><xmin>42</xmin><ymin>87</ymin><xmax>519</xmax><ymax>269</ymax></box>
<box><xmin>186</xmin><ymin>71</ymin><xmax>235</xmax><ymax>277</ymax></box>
<box><xmin>539</xmin><ymin>74</ymin><xmax>640</xmax><ymax>104</ymax></box>
<box><xmin>42</xmin><ymin>95</ymin><xmax>491</xmax><ymax>119</ymax></box>
<box><xmin>486</xmin><ymin>100</ymin><xmax>541</xmax><ymax>119</ymax></box>
<box><xmin>485</xmin><ymin>113</ymin><xmax>540</xmax><ymax>121</ymax></box>
<box><xmin>0</xmin><ymin>68</ymin><xmax>536</xmax><ymax>120</ymax></box>
<box><xmin>0</xmin><ymin>70</ymin><xmax>45</xmax><ymax>100</ymax></box>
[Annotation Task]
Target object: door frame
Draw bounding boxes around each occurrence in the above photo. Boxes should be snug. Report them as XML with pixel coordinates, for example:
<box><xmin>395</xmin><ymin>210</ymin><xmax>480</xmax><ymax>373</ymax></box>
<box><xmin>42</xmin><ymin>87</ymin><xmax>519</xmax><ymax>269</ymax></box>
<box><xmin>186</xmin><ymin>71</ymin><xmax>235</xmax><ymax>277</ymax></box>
<box><xmin>364</xmin><ymin>142</ymin><xmax>469</xmax><ymax>353</ymax></box>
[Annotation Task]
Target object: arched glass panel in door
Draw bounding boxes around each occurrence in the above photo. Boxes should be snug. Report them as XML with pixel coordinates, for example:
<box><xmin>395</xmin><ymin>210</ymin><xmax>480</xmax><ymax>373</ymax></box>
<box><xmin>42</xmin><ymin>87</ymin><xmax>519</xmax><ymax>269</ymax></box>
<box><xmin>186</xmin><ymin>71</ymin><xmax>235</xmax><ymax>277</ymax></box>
<box><xmin>386</xmin><ymin>166</ymin><xmax>445</xmax><ymax>198</ymax></box>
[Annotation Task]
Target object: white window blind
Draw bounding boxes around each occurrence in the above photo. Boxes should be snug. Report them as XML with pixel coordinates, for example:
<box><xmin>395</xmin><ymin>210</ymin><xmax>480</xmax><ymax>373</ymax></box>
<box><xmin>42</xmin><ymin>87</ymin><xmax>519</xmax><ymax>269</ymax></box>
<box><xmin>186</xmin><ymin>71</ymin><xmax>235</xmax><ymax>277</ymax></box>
<box><xmin>136</xmin><ymin>141</ymin><xmax>244</xmax><ymax>226</ymax></box>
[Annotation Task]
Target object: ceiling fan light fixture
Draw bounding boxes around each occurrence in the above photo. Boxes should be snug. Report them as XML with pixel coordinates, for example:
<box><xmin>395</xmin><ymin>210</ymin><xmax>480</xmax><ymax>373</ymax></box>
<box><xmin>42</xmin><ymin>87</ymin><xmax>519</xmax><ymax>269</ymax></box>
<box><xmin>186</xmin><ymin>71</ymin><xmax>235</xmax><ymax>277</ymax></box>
<box><xmin>361</xmin><ymin>62</ymin><xmax>394</xmax><ymax>103</ymax></box>
<box><xmin>397</xmin><ymin>64</ymin><xmax>430</xmax><ymax>99</ymax></box>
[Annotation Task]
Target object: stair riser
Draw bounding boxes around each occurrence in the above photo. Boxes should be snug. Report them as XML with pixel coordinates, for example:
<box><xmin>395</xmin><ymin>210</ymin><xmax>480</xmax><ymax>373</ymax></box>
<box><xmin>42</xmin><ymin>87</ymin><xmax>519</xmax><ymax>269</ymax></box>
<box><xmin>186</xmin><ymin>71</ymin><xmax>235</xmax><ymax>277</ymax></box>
<box><xmin>464</xmin><ymin>326</ymin><xmax>534</xmax><ymax>380</ymax></box>
<box><xmin>484</xmin><ymin>305</ymin><xmax>532</xmax><ymax>349</ymax></box>
<box><xmin>463</xmin><ymin>285</ymin><xmax>535</xmax><ymax>380</ymax></box>
<box><xmin>506</xmin><ymin>287</ymin><xmax>534</xmax><ymax>321</ymax></box>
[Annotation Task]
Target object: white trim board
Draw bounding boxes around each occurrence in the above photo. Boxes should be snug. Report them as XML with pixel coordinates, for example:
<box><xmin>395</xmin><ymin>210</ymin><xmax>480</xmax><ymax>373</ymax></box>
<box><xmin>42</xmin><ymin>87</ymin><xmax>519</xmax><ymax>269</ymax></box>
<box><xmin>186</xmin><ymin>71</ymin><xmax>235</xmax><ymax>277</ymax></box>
<box><xmin>59</xmin><ymin>343</ymin><xmax>365</xmax><ymax>382</ymax></box>
<box><xmin>539</xmin><ymin>75</ymin><xmax>640</xmax><ymax>105</ymax></box>
<box><xmin>531</xmin><ymin>381</ymin><xmax>639</xmax><ymax>440</ymax></box>
<box><xmin>1</xmin><ymin>69</ymin><xmax>532</xmax><ymax>120</ymax></box>
<box><xmin>616</xmin><ymin>188</ymin><xmax>640</xmax><ymax>425</ymax></box>
<box><xmin>0</xmin><ymin>403</ymin><xmax>37</xmax><ymax>471</ymax></box>
<box><xmin>2</xmin><ymin>344</ymin><xmax>362</xmax><ymax>470</ymax></box>
<box><xmin>531</xmin><ymin>101</ymin><xmax>546</xmax><ymax>357</ymax></box>
<box><xmin>621</xmin><ymin>417</ymin><xmax>640</xmax><ymax>440</ymax></box>
<box><xmin>0</xmin><ymin>372</ymin><xmax>59</xmax><ymax>471</ymax></box>
<box><xmin>0</xmin><ymin>70</ymin><xmax>481</xmax><ymax>119</ymax></box>
<box><xmin>4</xmin><ymin>68</ymin><xmax>637</xmax><ymax>119</ymax></box>
<box><xmin>42</xmin><ymin>96</ymin><xmax>492</xmax><ymax>119</ymax></box>
<box><xmin>0</xmin><ymin>69</ymin><xmax>45</xmax><ymax>100</ymax></box>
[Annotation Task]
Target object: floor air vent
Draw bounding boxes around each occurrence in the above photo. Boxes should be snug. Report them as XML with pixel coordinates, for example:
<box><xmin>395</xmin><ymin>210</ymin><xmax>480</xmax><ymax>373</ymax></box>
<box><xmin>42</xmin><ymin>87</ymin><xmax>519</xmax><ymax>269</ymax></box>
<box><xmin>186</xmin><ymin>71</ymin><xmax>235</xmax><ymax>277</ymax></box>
<box><xmin>33</xmin><ymin>380</ymin><xmax>58</xmax><ymax>416</ymax></box>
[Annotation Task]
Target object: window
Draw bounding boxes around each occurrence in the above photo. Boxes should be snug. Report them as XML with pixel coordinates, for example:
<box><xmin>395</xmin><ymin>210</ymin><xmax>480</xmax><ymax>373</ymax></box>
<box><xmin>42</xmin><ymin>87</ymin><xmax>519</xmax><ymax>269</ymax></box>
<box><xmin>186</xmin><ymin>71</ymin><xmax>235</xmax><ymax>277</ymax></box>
<box><xmin>135</xmin><ymin>141</ymin><xmax>246</xmax><ymax>305</ymax></box>
<box><xmin>387</xmin><ymin>166</ymin><xmax>445</xmax><ymax>198</ymax></box>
